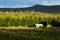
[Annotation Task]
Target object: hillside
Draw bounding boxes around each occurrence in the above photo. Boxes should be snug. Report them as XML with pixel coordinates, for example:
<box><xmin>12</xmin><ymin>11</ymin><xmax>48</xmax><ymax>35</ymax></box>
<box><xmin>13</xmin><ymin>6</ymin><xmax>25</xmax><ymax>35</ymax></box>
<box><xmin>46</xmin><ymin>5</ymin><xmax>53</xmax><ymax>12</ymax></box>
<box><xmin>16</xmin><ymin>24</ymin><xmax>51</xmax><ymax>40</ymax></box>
<box><xmin>0</xmin><ymin>5</ymin><xmax>60</xmax><ymax>13</ymax></box>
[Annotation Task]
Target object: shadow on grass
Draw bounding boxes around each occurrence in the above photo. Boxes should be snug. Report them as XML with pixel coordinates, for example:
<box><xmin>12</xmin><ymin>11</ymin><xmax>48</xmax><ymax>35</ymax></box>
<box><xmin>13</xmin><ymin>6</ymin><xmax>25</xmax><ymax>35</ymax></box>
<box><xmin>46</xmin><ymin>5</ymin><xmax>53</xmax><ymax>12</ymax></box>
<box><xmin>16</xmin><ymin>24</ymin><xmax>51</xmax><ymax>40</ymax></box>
<box><xmin>0</xmin><ymin>27</ymin><xmax>60</xmax><ymax>40</ymax></box>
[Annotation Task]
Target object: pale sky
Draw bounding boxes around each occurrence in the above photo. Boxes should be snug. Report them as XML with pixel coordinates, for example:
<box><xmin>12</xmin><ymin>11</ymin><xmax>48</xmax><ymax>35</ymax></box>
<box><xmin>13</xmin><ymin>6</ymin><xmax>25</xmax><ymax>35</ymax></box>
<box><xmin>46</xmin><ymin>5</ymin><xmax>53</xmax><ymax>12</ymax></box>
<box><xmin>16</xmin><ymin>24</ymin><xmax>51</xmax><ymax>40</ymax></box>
<box><xmin>0</xmin><ymin>0</ymin><xmax>60</xmax><ymax>8</ymax></box>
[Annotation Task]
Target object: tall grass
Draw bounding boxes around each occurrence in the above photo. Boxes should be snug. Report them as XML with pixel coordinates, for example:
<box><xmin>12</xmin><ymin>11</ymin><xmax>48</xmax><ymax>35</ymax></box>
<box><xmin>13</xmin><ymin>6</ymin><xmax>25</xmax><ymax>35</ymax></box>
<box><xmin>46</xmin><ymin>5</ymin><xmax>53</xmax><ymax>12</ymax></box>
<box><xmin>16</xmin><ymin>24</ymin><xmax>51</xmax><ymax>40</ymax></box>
<box><xmin>0</xmin><ymin>11</ymin><xmax>60</xmax><ymax>27</ymax></box>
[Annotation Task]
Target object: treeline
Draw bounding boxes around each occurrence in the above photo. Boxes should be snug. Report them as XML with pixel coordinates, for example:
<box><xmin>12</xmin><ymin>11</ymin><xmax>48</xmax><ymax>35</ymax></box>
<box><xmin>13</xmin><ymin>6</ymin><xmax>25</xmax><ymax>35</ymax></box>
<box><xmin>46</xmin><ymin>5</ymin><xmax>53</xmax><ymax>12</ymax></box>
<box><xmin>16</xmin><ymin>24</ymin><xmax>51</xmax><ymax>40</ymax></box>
<box><xmin>0</xmin><ymin>11</ymin><xmax>60</xmax><ymax>27</ymax></box>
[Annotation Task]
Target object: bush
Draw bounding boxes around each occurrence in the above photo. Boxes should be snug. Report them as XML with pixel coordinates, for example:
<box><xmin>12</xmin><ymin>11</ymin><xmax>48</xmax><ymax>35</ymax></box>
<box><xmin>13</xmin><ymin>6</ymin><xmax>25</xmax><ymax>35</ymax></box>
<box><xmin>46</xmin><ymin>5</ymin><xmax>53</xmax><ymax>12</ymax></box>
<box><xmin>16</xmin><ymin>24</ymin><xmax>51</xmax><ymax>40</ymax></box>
<box><xmin>51</xmin><ymin>19</ymin><xmax>60</xmax><ymax>27</ymax></box>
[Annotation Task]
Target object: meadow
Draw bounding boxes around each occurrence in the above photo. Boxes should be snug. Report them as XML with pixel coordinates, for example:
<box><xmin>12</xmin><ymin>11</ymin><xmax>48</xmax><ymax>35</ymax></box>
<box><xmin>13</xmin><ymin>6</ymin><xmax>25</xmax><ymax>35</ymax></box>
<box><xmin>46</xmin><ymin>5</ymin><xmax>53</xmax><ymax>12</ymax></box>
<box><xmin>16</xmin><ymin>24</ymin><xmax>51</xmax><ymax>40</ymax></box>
<box><xmin>0</xmin><ymin>11</ymin><xmax>60</xmax><ymax>40</ymax></box>
<box><xmin>0</xmin><ymin>11</ymin><xmax>60</xmax><ymax>27</ymax></box>
<box><xmin>0</xmin><ymin>27</ymin><xmax>60</xmax><ymax>40</ymax></box>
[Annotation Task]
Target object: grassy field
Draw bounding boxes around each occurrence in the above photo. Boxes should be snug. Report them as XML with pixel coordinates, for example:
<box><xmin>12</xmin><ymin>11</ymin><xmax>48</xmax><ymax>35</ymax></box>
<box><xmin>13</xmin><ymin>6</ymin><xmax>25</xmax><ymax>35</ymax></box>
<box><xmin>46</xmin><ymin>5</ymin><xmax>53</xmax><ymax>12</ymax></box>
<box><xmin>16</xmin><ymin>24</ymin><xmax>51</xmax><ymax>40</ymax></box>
<box><xmin>0</xmin><ymin>27</ymin><xmax>60</xmax><ymax>40</ymax></box>
<box><xmin>0</xmin><ymin>11</ymin><xmax>60</xmax><ymax>40</ymax></box>
<box><xmin>0</xmin><ymin>11</ymin><xmax>60</xmax><ymax>27</ymax></box>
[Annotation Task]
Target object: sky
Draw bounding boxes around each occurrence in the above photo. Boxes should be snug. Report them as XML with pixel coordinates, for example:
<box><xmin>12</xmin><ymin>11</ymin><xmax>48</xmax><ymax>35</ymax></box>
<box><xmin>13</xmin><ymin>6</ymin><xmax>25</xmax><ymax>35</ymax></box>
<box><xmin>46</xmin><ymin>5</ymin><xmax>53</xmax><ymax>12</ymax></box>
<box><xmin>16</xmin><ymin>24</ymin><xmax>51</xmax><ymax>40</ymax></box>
<box><xmin>0</xmin><ymin>0</ymin><xmax>60</xmax><ymax>8</ymax></box>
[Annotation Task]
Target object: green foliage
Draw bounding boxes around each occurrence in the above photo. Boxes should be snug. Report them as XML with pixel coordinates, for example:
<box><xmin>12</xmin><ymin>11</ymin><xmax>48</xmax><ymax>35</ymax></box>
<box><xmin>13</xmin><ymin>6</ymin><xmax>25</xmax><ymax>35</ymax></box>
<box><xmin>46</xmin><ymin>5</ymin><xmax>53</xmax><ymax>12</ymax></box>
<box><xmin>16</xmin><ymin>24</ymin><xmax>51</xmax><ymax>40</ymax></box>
<box><xmin>0</xmin><ymin>11</ymin><xmax>60</xmax><ymax>27</ymax></box>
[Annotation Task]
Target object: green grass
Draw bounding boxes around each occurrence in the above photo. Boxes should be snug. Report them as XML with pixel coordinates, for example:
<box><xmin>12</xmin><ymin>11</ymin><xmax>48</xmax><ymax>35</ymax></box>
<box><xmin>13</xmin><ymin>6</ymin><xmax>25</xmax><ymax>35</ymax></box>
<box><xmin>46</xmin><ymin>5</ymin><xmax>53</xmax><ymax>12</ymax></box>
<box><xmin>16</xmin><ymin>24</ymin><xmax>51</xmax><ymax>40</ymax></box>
<box><xmin>0</xmin><ymin>11</ymin><xmax>59</xmax><ymax>27</ymax></box>
<box><xmin>0</xmin><ymin>11</ymin><xmax>60</xmax><ymax>40</ymax></box>
<box><xmin>0</xmin><ymin>27</ymin><xmax>60</xmax><ymax>40</ymax></box>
